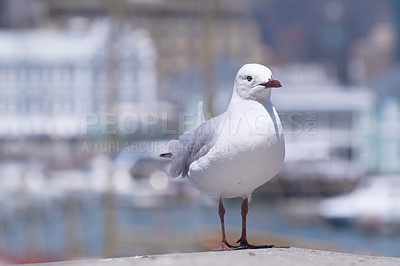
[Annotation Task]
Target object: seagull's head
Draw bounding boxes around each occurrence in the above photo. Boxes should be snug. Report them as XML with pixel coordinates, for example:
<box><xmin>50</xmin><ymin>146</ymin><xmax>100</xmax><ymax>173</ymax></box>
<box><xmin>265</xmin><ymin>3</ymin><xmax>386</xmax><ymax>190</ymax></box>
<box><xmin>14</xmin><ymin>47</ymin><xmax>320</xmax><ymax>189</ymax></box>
<box><xmin>234</xmin><ymin>63</ymin><xmax>282</xmax><ymax>101</ymax></box>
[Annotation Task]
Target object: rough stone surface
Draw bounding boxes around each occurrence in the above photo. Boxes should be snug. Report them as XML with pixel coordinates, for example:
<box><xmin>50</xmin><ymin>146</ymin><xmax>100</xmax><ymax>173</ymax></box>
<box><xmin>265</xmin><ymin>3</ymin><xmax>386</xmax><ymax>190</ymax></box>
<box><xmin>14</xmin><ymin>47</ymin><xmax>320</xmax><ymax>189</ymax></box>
<box><xmin>21</xmin><ymin>247</ymin><xmax>400</xmax><ymax>266</ymax></box>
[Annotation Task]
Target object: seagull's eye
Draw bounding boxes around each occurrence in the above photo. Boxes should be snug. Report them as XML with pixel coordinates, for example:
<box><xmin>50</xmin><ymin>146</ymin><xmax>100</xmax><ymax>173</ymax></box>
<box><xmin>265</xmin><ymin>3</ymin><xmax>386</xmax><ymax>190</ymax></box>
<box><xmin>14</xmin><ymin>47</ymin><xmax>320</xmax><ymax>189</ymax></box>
<box><xmin>246</xmin><ymin>76</ymin><xmax>252</xmax><ymax>82</ymax></box>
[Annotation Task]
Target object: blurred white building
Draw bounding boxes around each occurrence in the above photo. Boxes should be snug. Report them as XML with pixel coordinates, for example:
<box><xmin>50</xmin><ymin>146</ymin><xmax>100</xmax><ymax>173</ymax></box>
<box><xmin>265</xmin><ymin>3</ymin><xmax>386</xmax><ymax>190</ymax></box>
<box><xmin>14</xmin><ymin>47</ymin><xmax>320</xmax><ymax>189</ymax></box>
<box><xmin>273</xmin><ymin>64</ymin><xmax>376</xmax><ymax>179</ymax></box>
<box><xmin>0</xmin><ymin>19</ymin><xmax>158</xmax><ymax>138</ymax></box>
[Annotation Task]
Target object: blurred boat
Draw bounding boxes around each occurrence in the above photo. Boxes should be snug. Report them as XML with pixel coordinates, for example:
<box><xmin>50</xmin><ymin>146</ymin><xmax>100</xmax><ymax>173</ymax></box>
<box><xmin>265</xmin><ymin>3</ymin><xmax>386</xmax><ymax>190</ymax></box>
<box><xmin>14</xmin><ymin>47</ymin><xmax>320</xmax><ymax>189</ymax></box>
<box><xmin>318</xmin><ymin>176</ymin><xmax>400</xmax><ymax>233</ymax></box>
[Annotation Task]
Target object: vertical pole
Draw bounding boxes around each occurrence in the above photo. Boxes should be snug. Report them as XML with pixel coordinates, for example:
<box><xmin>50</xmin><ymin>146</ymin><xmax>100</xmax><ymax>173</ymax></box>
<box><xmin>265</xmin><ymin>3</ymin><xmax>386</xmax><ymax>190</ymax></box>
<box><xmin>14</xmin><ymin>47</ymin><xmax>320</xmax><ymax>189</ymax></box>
<box><xmin>202</xmin><ymin>0</ymin><xmax>217</xmax><ymax>116</ymax></box>
<box><xmin>393</xmin><ymin>0</ymin><xmax>400</xmax><ymax>61</ymax></box>
<box><xmin>102</xmin><ymin>0</ymin><xmax>124</xmax><ymax>258</ymax></box>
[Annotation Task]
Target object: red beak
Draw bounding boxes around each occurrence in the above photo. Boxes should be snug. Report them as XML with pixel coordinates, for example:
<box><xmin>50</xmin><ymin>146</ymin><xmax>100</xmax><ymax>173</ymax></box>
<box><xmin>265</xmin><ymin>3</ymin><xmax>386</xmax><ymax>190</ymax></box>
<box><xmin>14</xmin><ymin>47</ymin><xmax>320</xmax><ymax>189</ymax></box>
<box><xmin>260</xmin><ymin>79</ymin><xmax>282</xmax><ymax>88</ymax></box>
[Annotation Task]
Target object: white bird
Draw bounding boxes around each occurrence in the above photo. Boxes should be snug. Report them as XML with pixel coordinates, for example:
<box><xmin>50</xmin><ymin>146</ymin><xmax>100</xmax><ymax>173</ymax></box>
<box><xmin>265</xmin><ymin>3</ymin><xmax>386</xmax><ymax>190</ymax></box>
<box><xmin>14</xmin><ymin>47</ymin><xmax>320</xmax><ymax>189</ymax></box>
<box><xmin>161</xmin><ymin>63</ymin><xmax>285</xmax><ymax>250</ymax></box>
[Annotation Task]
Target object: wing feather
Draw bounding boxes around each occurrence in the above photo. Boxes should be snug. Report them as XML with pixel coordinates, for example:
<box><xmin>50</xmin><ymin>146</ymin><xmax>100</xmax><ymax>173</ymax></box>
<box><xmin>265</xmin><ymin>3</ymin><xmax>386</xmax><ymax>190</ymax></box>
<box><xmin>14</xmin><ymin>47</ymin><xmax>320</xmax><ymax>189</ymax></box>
<box><xmin>169</xmin><ymin>115</ymin><xmax>222</xmax><ymax>177</ymax></box>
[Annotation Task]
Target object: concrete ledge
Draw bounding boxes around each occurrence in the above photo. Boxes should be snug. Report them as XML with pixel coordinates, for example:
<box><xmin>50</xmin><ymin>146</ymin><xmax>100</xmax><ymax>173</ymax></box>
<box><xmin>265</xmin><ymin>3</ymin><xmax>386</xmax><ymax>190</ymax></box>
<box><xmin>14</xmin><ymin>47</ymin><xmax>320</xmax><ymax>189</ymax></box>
<box><xmin>23</xmin><ymin>247</ymin><xmax>400</xmax><ymax>266</ymax></box>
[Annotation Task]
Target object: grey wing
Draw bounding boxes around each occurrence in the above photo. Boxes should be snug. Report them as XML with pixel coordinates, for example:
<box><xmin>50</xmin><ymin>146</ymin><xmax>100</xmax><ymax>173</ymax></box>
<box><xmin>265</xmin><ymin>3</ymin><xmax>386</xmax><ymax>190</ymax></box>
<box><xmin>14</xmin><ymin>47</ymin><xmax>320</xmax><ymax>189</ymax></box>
<box><xmin>169</xmin><ymin>118</ymin><xmax>219</xmax><ymax>178</ymax></box>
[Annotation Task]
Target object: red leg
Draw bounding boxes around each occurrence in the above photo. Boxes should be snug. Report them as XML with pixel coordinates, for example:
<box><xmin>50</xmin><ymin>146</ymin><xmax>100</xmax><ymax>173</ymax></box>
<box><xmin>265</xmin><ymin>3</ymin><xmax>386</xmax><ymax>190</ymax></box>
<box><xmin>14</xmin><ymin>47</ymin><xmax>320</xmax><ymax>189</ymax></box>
<box><xmin>235</xmin><ymin>197</ymin><xmax>274</xmax><ymax>250</ymax></box>
<box><xmin>214</xmin><ymin>198</ymin><xmax>235</xmax><ymax>250</ymax></box>
<box><xmin>237</xmin><ymin>197</ymin><xmax>250</xmax><ymax>246</ymax></box>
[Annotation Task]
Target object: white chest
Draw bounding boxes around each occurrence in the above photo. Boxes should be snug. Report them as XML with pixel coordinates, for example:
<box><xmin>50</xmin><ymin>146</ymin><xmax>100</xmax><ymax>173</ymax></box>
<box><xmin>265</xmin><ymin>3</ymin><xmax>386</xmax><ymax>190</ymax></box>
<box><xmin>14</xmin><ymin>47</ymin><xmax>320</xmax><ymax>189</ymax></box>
<box><xmin>188</xmin><ymin>101</ymin><xmax>285</xmax><ymax>198</ymax></box>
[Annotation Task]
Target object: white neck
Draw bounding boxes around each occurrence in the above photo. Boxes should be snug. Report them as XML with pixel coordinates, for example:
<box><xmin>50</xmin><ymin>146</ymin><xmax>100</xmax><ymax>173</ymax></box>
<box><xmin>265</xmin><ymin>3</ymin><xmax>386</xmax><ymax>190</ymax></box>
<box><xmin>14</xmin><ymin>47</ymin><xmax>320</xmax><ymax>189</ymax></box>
<box><xmin>230</xmin><ymin>86</ymin><xmax>272</xmax><ymax>106</ymax></box>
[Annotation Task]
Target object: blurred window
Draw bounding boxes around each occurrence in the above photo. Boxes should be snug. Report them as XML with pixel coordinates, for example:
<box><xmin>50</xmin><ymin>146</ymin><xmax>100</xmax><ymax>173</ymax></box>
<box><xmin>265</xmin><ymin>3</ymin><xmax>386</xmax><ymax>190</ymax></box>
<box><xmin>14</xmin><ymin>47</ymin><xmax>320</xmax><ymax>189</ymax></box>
<box><xmin>29</xmin><ymin>67</ymin><xmax>42</xmax><ymax>81</ymax></box>
<box><xmin>330</xmin><ymin>111</ymin><xmax>352</xmax><ymax>130</ymax></box>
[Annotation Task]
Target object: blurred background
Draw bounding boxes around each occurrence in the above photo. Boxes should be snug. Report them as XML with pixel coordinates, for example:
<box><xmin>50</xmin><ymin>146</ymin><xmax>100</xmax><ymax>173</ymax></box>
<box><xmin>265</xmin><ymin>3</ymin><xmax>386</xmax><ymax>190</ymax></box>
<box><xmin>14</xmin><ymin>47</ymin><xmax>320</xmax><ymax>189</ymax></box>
<box><xmin>0</xmin><ymin>0</ymin><xmax>400</xmax><ymax>264</ymax></box>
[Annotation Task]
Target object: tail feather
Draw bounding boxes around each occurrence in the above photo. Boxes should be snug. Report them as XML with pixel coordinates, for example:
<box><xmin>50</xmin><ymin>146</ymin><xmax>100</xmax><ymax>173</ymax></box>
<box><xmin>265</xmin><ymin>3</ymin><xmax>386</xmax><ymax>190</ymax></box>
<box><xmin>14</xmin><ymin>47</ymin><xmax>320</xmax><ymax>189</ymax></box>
<box><xmin>160</xmin><ymin>153</ymin><xmax>172</xmax><ymax>158</ymax></box>
<box><xmin>160</xmin><ymin>101</ymin><xmax>206</xmax><ymax>177</ymax></box>
<box><xmin>159</xmin><ymin>140</ymin><xmax>180</xmax><ymax>159</ymax></box>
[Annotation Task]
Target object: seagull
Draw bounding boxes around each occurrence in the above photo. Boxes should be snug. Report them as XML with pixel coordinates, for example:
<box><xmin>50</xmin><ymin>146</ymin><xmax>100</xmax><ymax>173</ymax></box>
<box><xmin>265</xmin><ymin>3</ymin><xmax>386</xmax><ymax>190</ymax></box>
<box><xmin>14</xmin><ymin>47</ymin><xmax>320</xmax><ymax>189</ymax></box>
<box><xmin>161</xmin><ymin>63</ymin><xmax>285</xmax><ymax>250</ymax></box>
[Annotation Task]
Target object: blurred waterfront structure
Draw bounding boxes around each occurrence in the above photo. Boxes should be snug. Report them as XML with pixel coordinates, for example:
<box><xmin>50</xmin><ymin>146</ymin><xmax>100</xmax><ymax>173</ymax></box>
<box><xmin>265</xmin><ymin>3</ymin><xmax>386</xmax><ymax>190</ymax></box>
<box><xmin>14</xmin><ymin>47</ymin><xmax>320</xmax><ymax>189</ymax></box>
<box><xmin>0</xmin><ymin>19</ymin><xmax>159</xmax><ymax>138</ymax></box>
<box><xmin>43</xmin><ymin>0</ymin><xmax>265</xmax><ymax>84</ymax></box>
<box><xmin>0</xmin><ymin>0</ymin><xmax>266</xmax><ymax>115</ymax></box>
<box><xmin>274</xmin><ymin>64</ymin><xmax>375</xmax><ymax>180</ymax></box>
<box><xmin>1</xmin><ymin>0</ymin><xmax>400</xmax><ymax>263</ymax></box>
<box><xmin>0</xmin><ymin>0</ymin><xmax>397</xmax><ymax>83</ymax></box>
